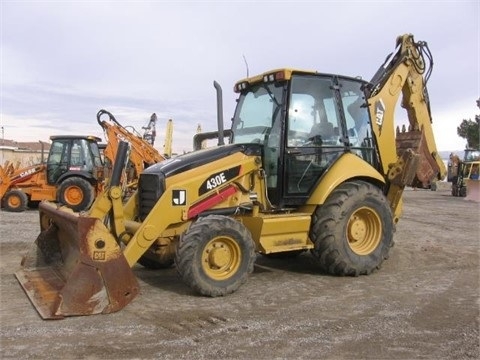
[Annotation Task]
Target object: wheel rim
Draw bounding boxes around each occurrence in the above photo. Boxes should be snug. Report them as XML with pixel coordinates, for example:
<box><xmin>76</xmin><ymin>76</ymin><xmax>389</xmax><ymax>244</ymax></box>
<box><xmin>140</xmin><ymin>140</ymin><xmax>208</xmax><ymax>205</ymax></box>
<box><xmin>7</xmin><ymin>195</ymin><xmax>21</xmax><ymax>209</ymax></box>
<box><xmin>201</xmin><ymin>236</ymin><xmax>241</xmax><ymax>280</ymax></box>
<box><xmin>346</xmin><ymin>206</ymin><xmax>382</xmax><ymax>255</ymax></box>
<box><xmin>63</xmin><ymin>185</ymin><xmax>84</xmax><ymax>206</ymax></box>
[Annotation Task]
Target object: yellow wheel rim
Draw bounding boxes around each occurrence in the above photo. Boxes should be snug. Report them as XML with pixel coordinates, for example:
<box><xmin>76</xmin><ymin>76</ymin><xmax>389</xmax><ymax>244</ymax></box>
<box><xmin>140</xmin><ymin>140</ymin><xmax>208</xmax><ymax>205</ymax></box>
<box><xmin>201</xmin><ymin>236</ymin><xmax>241</xmax><ymax>280</ymax></box>
<box><xmin>7</xmin><ymin>195</ymin><xmax>21</xmax><ymax>208</ymax></box>
<box><xmin>64</xmin><ymin>186</ymin><xmax>83</xmax><ymax>206</ymax></box>
<box><xmin>347</xmin><ymin>206</ymin><xmax>382</xmax><ymax>255</ymax></box>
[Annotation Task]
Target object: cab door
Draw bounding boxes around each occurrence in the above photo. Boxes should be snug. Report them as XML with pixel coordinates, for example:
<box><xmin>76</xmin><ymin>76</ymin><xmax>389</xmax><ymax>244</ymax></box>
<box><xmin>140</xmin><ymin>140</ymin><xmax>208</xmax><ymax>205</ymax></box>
<box><xmin>281</xmin><ymin>75</ymin><xmax>345</xmax><ymax>206</ymax></box>
<box><xmin>47</xmin><ymin>139</ymin><xmax>71</xmax><ymax>184</ymax></box>
<box><xmin>46</xmin><ymin>138</ymin><xmax>103</xmax><ymax>184</ymax></box>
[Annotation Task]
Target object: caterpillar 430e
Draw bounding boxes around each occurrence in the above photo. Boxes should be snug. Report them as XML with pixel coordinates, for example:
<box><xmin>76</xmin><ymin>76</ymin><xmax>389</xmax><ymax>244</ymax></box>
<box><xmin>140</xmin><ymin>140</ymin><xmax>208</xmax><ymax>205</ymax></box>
<box><xmin>16</xmin><ymin>33</ymin><xmax>446</xmax><ymax>319</ymax></box>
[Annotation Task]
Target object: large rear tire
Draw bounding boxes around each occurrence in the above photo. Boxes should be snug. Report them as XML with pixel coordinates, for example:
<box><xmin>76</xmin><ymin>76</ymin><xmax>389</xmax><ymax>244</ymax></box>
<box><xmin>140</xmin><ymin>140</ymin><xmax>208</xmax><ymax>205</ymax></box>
<box><xmin>2</xmin><ymin>190</ymin><xmax>28</xmax><ymax>212</ymax></box>
<box><xmin>175</xmin><ymin>215</ymin><xmax>255</xmax><ymax>297</ymax></box>
<box><xmin>310</xmin><ymin>180</ymin><xmax>393</xmax><ymax>276</ymax></box>
<box><xmin>57</xmin><ymin>177</ymin><xmax>95</xmax><ymax>212</ymax></box>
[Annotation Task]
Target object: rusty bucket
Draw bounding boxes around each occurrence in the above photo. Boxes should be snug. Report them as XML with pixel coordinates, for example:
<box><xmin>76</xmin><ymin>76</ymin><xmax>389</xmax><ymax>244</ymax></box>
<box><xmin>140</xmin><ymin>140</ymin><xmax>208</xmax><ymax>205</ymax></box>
<box><xmin>15</xmin><ymin>201</ymin><xmax>139</xmax><ymax>319</ymax></box>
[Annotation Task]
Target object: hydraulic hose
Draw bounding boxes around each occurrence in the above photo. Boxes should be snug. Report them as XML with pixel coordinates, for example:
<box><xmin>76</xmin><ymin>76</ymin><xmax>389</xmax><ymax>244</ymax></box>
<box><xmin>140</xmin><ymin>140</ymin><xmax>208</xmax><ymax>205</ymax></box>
<box><xmin>97</xmin><ymin>109</ymin><xmax>121</xmax><ymax>127</ymax></box>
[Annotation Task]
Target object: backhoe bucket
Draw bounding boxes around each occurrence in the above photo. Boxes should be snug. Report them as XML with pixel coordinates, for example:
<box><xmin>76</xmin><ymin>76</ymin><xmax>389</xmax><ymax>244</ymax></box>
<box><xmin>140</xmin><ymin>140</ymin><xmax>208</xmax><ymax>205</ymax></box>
<box><xmin>396</xmin><ymin>128</ymin><xmax>441</xmax><ymax>187</ymax></box>
<box><xmin>15</xmin><ymin>201</ymin><xmax>139</xmax><ymax>319</ymax></box>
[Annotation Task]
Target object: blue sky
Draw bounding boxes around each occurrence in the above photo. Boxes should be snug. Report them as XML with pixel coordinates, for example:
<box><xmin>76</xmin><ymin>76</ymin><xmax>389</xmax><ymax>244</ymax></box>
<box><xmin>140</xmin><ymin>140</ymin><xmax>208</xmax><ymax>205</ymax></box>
<box><xmin>1</xmin><ymin>1</ymin><xmax>479</xmax><ymax>153</ymax></box>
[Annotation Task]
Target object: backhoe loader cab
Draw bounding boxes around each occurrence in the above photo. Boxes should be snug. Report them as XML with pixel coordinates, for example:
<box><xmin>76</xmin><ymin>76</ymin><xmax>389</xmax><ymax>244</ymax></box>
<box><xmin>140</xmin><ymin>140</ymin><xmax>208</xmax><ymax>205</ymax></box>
<box><xmin>17</xmin><ymin>34</ymin><xmax>446</xmax><ymax>319</ymax></box>
<box><xmin>1</xmin><ymin>135</ymin><xmax>104</xmax><ymax>212</ymax></box>
<box><xmin>43</xmin><ymin>135</ymin><xmax>103</xmax><ymax>211</ymax></box>
<box><xmin>46</xmin><ymin>135</ymin><xmax>103</xmax><ymax>185</ymax></box>
<box><xmin>231</xmin><ymin>70</ymin><xmax>377</xmax><ymax>206</ymax></box>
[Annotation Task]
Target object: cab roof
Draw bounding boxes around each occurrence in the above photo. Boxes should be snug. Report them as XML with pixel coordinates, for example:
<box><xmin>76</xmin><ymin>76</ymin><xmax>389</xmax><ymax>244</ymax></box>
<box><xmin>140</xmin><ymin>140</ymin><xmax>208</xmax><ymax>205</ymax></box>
<box><xmin>49</xmin><ymin>135</ymin><xmax>102</xmax><ymax>142</ymax></box>
<box><xmin>233</xmin><ymin>68</ymin><xmax>366</xmax><ymax>92</ymax></box>
<box><xmin>234</xmin><ymin>68</ymin><xmax>316</xmax><ymax>87</ymax></box>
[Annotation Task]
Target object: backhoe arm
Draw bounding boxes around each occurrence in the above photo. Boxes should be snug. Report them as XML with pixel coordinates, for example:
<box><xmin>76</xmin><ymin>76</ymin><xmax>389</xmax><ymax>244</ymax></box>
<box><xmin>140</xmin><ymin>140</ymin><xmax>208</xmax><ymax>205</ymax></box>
<box><xmin>365</xmin><ymin>34</ymin><xmax>446</xmax><ymax>221</ymax></box>
<box><xmin>97</xmin><ymin>109</ymin><xmax>165</xmax><ymax>187</ymax></box>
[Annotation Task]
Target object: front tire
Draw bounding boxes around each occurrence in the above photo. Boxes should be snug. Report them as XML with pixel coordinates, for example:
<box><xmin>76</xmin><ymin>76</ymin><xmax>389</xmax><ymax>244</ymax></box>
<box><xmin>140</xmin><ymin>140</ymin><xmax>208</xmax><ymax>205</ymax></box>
<box><xmin>57</xmin><ymin>177</ymin><xmax>95</xmax><ymax>212</ymax></box>
<box><xmin>2</xmin><ymin>190</ymin><xmax>28</xmax><ymax>212</ymax></box>
<box><xmin>310</xmin><ymin>180</ymin><xmax>393</xmax><ymax>276</ymax></box>
<box><xmin>175</xmin><ymin>215</ymin><xmax>255</xmax><ymax>297</ymax></box>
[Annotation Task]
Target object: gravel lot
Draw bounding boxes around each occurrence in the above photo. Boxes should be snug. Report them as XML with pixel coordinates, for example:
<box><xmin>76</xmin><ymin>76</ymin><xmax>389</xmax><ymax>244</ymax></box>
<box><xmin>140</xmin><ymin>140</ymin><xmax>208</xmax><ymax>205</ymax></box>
<box><xmin>0</xmin><ymin>184</ymin><xmax>479</xmax><ymax>359</ymax></box>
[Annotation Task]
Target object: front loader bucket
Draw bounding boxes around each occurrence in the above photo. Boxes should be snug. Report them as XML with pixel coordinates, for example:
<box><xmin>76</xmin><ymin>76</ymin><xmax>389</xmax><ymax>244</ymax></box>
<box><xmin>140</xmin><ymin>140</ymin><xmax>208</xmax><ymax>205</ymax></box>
<box><xmin>15</xmin><ymin>201</ymin><xmax>139</xmax><ymax>319</ymax></box>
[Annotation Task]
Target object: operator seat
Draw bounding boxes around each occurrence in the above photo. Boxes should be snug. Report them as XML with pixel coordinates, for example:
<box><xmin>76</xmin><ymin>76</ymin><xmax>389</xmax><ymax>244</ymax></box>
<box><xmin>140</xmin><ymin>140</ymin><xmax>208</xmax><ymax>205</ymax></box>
<box><xmin>308</xmin><ymin>119</ymin><xmax>335</xmax><ymax>143</ymax></box>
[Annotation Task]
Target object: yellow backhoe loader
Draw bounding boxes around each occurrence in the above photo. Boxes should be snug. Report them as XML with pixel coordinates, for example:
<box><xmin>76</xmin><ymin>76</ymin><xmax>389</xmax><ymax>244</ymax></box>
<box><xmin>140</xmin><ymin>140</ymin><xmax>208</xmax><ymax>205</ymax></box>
<box><xmin>16</xmin><ymin>33</ymin><xmax>446</xmax><ymax>319</ymax></box>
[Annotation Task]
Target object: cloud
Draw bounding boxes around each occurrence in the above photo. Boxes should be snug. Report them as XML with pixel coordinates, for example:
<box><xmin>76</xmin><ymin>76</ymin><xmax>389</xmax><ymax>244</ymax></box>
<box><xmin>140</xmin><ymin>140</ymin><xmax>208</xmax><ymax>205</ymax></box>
<box><xmin>1</xmin><ymin>1</ymin><xmax>479</xmax><ymax>153</ymax></box>
<box><xmin>2</xmin><ymin>80</ymin><xmax>214</xmax><ymax>153</ymax></box>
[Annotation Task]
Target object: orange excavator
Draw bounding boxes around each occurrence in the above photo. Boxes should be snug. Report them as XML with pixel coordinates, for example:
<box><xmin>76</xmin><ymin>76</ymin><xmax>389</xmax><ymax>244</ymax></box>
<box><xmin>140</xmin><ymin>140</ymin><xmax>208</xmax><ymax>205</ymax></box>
<box><xmin>96</xmin><ymin>109</ymin><xmax>167</xmax><ymax>194</ymax></box>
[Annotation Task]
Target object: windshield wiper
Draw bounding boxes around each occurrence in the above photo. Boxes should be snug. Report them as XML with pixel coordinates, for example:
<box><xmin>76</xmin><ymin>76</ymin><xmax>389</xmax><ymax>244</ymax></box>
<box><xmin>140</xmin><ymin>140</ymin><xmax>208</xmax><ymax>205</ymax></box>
<box><xmin>262</xmin><ymin>83</ymin><xmax>280</xmax><ymax>107</ymax></box>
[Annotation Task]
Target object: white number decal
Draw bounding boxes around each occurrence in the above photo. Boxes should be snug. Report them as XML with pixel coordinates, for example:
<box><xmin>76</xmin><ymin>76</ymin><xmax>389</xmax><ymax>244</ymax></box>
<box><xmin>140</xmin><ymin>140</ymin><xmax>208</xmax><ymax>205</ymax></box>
<box><xmin>206</xmin><ymin>172</ymin><xmax>227</xmax><ymax>190</ymax></box>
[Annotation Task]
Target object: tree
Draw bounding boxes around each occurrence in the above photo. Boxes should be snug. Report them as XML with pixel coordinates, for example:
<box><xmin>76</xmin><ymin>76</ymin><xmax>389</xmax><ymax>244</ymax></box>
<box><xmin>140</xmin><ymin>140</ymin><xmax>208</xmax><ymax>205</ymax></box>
<box><xmin>457</xmin><ymin>98</ymin><xmax>480</xmax><ymax>149</ymax></box>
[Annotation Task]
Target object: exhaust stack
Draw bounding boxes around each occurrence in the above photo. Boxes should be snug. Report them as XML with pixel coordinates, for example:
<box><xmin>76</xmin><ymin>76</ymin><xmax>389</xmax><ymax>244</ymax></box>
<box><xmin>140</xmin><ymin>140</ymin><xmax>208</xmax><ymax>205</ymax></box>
<box><xmin>213</xmin><ymin>80</ymin><xmax>225</xmax><ymax>146</ymax></box>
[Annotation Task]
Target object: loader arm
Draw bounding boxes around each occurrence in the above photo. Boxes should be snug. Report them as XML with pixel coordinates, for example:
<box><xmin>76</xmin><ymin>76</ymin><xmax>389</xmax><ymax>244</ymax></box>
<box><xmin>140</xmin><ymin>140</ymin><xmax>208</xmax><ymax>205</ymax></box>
<box><xmin>1</xmin><ymin>163</ymin><xmax>46</xmax><ymax>200</ymax></box>
<box><xmin>16</xmin><ymin>141</ymin><xmax>139</xmax><ymax>319</ymax></box>
<box><xmin>365</xmin><ymin>34</ymin><xmax>446</xmax><ymax>221</ymax></box>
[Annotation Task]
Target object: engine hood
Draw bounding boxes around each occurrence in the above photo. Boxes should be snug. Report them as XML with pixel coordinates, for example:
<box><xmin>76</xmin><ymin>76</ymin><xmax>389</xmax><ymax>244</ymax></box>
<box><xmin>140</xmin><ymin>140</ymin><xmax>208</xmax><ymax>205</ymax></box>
<box><xmin>143</xmin><ymin>143</ymin><xmax>262</xmax><ymax>178</ymax></box>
